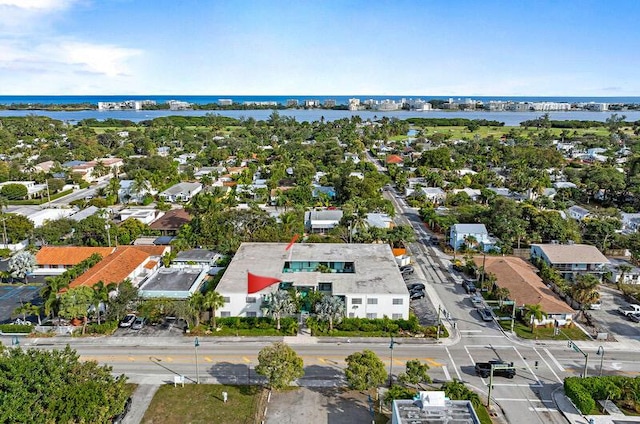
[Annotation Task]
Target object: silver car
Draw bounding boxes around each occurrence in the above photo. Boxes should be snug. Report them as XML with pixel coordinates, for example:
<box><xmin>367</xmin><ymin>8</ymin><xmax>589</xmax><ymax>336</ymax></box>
<box><xmin>131</xmin><ymin>317</ymin><xmax>146</xmax><ymax>330</ymax></box>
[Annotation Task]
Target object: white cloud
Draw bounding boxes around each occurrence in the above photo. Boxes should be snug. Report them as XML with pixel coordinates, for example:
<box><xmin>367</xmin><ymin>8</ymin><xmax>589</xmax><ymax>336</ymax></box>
<box><xmin>60</xmin><ymin>41</ymin><xmax>142</xmax><ymax>77</ymax></box>
<box><xmin>0</xmin><ymin>0</ymin><xmax>77</xmax><ymax>10</ymax></box>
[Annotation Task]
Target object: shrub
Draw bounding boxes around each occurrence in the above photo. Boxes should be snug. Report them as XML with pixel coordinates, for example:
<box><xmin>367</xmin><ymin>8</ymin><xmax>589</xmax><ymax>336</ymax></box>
<box><xmin>87</xmin><ymin>321</ymin><xmax>118</xmax><ymax>335</ymax></box>
<box><xmin>0</xmin><ymin>324</ymin><xmax>32</xmax><ymax>334</ymax></box>
<box><xmin>564</xmin><ymin>377</ymin><xmax>596</xmax><ymax>414</ymax></box>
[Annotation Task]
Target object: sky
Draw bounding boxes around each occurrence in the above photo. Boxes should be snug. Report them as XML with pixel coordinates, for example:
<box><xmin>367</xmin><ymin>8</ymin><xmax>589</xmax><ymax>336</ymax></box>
<box><xmin>0</xmin><ymin>0</ymin><xmax>639</xmax><ymax>96</ymax></box>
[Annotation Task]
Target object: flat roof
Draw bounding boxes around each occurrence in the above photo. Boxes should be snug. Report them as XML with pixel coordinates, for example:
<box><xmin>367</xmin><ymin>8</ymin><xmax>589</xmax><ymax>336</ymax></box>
<box><xmin>217</xmin><ymin>242</ymin><xmax>408</xmax><ymax>295</ymax></box>
<box><xmin>175</xmin><ymin>249</ymin><xmax>219</xmax><ymax>262</ymax></box>
<box><xmin>140</xmin><ymin>268</ymin><xmax>204</xmax><ymax>291</ymax></box>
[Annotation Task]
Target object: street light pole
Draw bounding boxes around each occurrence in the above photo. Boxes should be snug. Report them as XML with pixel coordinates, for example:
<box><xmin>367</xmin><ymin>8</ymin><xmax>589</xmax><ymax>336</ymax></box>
<box><xmin>194</xmin><ymin>337</ymin><xmax>200</xmax><ymax>384</ymax></box>
<box><xmin>388</xmin><ymin>336</ymin><xmax>398</xmax><ymax>387</ymax></box>
<box><xmin>436</xmin><ymin>305</ymin><xmax>442</xmax><ymax>341</ymax></box>
<box><xmin>597</xmin><ymin>346</ymin><xmax>605</xmax><ymax>377</ymax></box>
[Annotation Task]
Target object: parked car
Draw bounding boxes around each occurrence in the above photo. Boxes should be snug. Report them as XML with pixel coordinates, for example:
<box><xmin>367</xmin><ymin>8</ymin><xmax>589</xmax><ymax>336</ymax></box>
<box><xmin>462</xmin><ymin>279</ymin><xmax>477</xmax><ymax>294</ymax></box>
<box><xmin>628</xmin><ymin>313</ymin><xmax>640</xmax><ymax>323</ymax></box>
<box><xmin>589</xmin><ymin>301</ymin><xmax>602</xmax><ymax>310</ymax></box>
<box><xmin>112</xmin><ymin>397</ymin><xmax>132</xmax><ymax>424</ymax></box>
<box><xmin>119</xmin><ymin>314</ymin><xmax>136</xmax><ymax>328</ymax></box>
<box><xmin>131</xmin><ymin>317</ymin><xmax>146</xmax><ymax>330</ymax></box>
<box><xmin>407</xmin><ymin>282</ymin><xmax>426</xmax><ymax>292</ymax></box>
<box><xmin>400</xmin><ymin>266</ymin><xmax>414</xmax><ymax>275</ymax></box>
<box><xmin>618</xmin><ymin>304</ymin><xmax>640</xmax><ymax>316</ymax></box>
<box><xmin>478</xmin><ymin>308</ymin><xmax>494</xmax><ymax>322</ymax></box>
<box><xmin>469</xmin><ymin>294</ymin><xmax>484</xmax><ymax>308</ymax></box>
<box><xmin>410</xmin><ymin>290</ymin><xmax>425</xmax><ymax>300</ymax></box>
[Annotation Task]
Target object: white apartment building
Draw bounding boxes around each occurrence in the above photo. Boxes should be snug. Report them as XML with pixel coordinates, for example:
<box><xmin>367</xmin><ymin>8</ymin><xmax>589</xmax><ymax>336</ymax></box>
<box><xmin>216</xmin><ymin>243</ymin><xmax>410</xmax><ymax>319</ymax></box>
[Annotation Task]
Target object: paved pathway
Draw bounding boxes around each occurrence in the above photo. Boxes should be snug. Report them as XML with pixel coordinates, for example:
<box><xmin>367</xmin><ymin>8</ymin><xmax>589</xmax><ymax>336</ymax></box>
<box><xmin>122</xmin><ymin>384</ymin><xmax>159</xmax><ymax>424</ymax></box>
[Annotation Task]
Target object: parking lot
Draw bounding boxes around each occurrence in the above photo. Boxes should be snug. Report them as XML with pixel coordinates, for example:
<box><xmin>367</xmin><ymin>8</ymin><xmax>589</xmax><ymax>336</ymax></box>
<box><xmin>589</xmin><ymin>285</ymin><xmax>640</xmax><ymax>340</ymax></box>
<box><xmin>114</xmin><ymin>316</ymin><xmax>188</xmax><ymax>337</ymax></box>
<box><xmin>0</xmin><ymin>284</ymin><xmax>42</xmax><ymax>324</ymax></box>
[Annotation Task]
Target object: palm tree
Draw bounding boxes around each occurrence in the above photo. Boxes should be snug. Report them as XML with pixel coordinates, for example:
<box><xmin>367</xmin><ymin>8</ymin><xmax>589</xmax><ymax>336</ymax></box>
<box><xmin>92</xmin><ymin>281</ymin><xmax>117</xmax><ymax>325</ymax></box>
<box><xmin>264</xmin><ymin>289</ymin><xmax>295</xmax><ymax>330</ymax></box>
<box><xmin>494</xmin><ymin>287</ymin><xmax>510</xmax><ymax>305</ymax></box>
<box><xmin>617</xmin><ymin>264</ymin><xmax>632</xmax><ymax>289</ymax></box>
<box><xmin>203</xmin><ymin>290</ymin><xmax>225</xmax><ymax>328</ymax></box>
<box><xmin>571</xmin><ymin>274</ymin><xmax>600</xmax><ymax>316</ymax></box>
<box><xmin>524</xmin><ymin>303</ymin><xmax>547</xmax><ymax>333</ymax></box>
<box><xmin>40</xmin><ymin>276</ymin><xmax>69</xmax><ymax>321</ymax></box>
<box><xmin>463</xmin><ymin>235</ymin><xmax>478</xmax><ymax>251</ymax></box>
<box><xmin>130</xmin><ymin>175</ymin><xmax>151</xmax><ymax>204</ymax></box>
<box><xmin>13</xmin><ymin>301</ymin><xmax>41</xmax><ymax>325</ymax></box>
<box><xmin>92</xmin><ymin>160</ymin><xmax>109</xmax><ymax>178</ymax></box>
<box><xmin>315</xmin><ymin>295</ymin><xmax>345</xmax><ymax>331</ymax></box>
<box><xmin>188</xmin><ymin>291</ymin><xmax>205</xmax><ymax>327</ymax></box>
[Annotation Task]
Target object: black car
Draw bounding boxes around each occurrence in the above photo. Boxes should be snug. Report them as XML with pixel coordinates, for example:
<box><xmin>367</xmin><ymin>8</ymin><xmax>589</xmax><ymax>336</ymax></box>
<box><xmin>400</xmin><ymin>265</ymin><xmax>414</xmax><ymax>275</ymax></box>
<box><xmin>407</xmin><ymin>282</ymin><xmax>426</xmax><ymax>292</ymax></box>
<box><xmin>410</xmin><ymin>290</ymin><xmax>425</xmax><ymax>300</ymax></box>
<box><xmin>112</xmin><ymin>397</ymin><xmax>132</xmax><ymax>424</ymax></box>
<box><xmin>462</xmin><ymin>279</ymin><xmax>477</xmax><ymax>294</ymax></box>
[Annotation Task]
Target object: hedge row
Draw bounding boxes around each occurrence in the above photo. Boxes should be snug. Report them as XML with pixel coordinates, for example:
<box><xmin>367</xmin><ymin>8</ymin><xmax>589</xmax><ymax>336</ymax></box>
<box><xmin>564</xmin><ymin>377</ymin><xmax>596</xmax><ymax>414</ymax></box>
<box><xmin>564</xmin><ymin>376</ymin><xmax>640</xmax><ymax>414</ymax></box>
<box><xmin>0</xmin><ymin>324</ymin><xmax>33</xmax><ymax>334</ymax></box>
<box><xmin>307</xmin><ymin>315</ymin><xmax>423</xmax><ymax>336</ymax></box>
<box><xmin>215</xmin><ymin>316</ymin><xmax>298</xmax><ymax>335</ymax></box>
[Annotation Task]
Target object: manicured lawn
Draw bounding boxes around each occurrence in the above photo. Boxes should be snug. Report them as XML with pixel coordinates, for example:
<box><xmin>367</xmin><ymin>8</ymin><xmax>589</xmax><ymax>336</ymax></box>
<box><xmin>142</xmin><ymin>384</ymin><xmax>264</xmax><ymax>424</ymax></box>
<box><xmin>499</xmin><ymin>320</ymin><xmax>591</xmax><ymax>341</ymax></box>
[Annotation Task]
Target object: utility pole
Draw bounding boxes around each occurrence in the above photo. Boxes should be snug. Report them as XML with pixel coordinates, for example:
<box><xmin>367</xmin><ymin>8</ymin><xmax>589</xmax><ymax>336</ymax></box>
<box><xmin>436</xmin><ymin>305</ymin><xmax>442</xmax><ymax>340</ymax></box>
<box><xmin>567</xmin><ymin>341</ymin><xmax>589</xmax><ymax>378</ymax></box>
<box><xmin>388</xmin><ymin>336</ymin><xmax>398</xmax><ymax>387</ymax></box>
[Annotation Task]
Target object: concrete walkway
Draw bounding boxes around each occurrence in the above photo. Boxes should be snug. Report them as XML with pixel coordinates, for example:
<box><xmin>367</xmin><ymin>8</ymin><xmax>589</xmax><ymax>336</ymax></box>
<box><xmin>122</xmin><ymin>384</ymin><xmax>159</xmax><ymax>424</ymax></box>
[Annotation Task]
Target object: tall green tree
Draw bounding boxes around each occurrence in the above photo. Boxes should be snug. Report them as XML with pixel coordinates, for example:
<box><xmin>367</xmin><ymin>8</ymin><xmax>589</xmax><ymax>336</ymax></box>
<box><xmin>59</xmin><ymin>286</ymin><xmax>95</xmax><ymax>334</ymax></box>
<box><xmin>92</xmin><ymin>281</ymin><xmax>117</xmax><ymax>325</ymax></box>
<box><xmin>264</xmin><ymin>289</ymin><xmax>296</xmax><ymax>330</ymax></box>
<box><xmin>524</xmin><ymin>303</ymin><xmax>547</xmax><ymax>333</ymax></box>
<box><xmin>203</xmin><ymin>290</ymin><xmax>225</xmax><ymax>328</ymax></box>
<box><xmin>344</xmin><ymin>350</ymin><xmax>387</xmax><ymax>391</ymax></box>
<box><xmin>255</xmin><ymin>342</ymin><xmax>304</xmax><ymax>390</ymax></box>
<box><xmin>0</xmin><ymin>345</ymin><xmax>128</xmax><ymax>424</ymax></box>
<box><xmin>398</xmin><ymin>359</ymin><xmax>431</xmax><ymax>388</ymax></box>
<box><xmin>314</xmin><ymin>295</ymin><xmax>345</xmax><ymax>331</ymax></box>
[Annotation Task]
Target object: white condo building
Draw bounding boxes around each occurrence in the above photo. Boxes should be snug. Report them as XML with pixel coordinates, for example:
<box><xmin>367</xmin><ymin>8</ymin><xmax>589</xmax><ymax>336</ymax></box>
<box><xmin>216</xmin><ymin>242</ymin><xmax>410</xmax><ymax>319</ymax></box>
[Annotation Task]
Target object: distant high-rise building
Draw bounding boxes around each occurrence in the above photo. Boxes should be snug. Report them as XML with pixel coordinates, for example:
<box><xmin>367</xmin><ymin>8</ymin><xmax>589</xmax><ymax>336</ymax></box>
<box><xmin>286</xmin><ymin>99</ymin><xmax>299</xmax><ymax>107</ymax></box>
<box><xmin>323</xmin><ymin>99</ymin><xmax>336</xmax><ymax>108</ymax></box>
<box><xmin>218</xmin><ymin>99</ymin><xmax>233</xmax><ymax>106</ymax></box>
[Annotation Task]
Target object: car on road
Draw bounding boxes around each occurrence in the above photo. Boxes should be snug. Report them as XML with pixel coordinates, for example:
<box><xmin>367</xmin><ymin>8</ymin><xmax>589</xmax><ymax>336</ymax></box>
<box><xmin>119</xmin><ymin>314</ymin><xmax>136</xmax><ymax>328</ymax></box>
<box><xmin>462</xmin><ymin>279</ymin><xmax>477</xmax><ymax>294</ymax></box>
<box><xmin>478</xmin><ymin>308</ymin><xmax>494</xmax><ymax>321</ymax></box>
<box><xmin>112</xmin><ymin>397</ymin><xmax>132</xmax><ymax>424</ymax></box>
<box><xmin>410</xmin><ymin>290</ymin><xmax>425</xmax><ymax>300</ymax></box>
<box><xmin>131</xmin><ymin>317</ymin><xmax>146</xmax><ymax>330</ymax></box>
<box><xmin>469</xmin><ymin>294</ymin><xmax>484</xmax><ymax>307</ymax></box>
<box><xmin>475</xmin><ymin>360</ymin><xmax>516</xmax><ymax>378</ymax></box>
<box><xmin>407</xmin><ymin>282</ymin><xmax>426</xmax><ymax>292</ymax></box>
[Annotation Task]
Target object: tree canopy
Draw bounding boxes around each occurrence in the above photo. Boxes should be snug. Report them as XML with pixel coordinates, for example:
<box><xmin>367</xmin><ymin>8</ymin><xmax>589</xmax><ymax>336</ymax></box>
<box><xmin>0</xmin><ymin>345</ymin><xmax>129</xmax><ymax>424</ymax></box>
<box><xmin>255</xmin><ymin>342</ymin><xmax>304</xmax><ymax>390</ymax></box>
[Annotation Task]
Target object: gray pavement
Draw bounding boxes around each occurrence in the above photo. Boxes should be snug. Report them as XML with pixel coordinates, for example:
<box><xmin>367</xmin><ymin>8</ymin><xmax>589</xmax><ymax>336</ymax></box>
<box><xmin>123</xmin><ymin>384</ymin><xmax>159</xmax><ymax>424</ymax></box>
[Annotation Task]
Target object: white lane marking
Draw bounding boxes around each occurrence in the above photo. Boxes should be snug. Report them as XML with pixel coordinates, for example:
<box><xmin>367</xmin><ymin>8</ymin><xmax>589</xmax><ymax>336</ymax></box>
<box><xmin>535</xmin><ymin>347</ymin><xmax>563</xmax><ymax>383</ymax></box>
<box><xmin>442</xmin><ymin>365</ymin><xmax>451</xmax><ymax>381</ymax></box>
<box><xmin>529</xmin><ymin>407</ymin><xmax>559</xmax><ymax>412</ymax></box>
<box><xmin>446</xmin><ymin>347</ymin><xmax>462</xmax><ymax>380</ymax></box>
<box><xmin>544</xmin><ymin>347</ymin><xmax>565</xmax><ymax>372</ymax></box>
<box><xmin>464</xmin><ymin>345</ymin><xmax>513</xmax><ymax>348</ymax></box>
<box><xmin>512</xmin><ymin>345</ymin><xmax>541</xmax><ymax>385</ymax></box>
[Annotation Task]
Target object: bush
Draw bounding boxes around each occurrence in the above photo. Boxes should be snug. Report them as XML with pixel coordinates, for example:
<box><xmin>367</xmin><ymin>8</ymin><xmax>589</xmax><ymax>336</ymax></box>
<box><xmin>564</xmin><ymin>377</ymin><xmax>596</xmax><ymax>414</ymax></box>
<box><xmin>0</xmin><ymin>324</ymin><xmax>33</xmax><ymax>334</ymax></box>
<box><xmin>87</xmin><ymin>321</ymin><xmax>118</xmax><ymax>335</ymax></box>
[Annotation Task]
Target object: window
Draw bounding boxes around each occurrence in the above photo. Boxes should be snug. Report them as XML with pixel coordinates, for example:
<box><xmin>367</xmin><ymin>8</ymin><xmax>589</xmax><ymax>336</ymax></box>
<box><xmin>367</xmin><ymin>298</ymin><xmax>378</xmax><ymax>305</ymax></box>
<box><xmin>246</xmin><ymin>312</ymin><xmax>257</xmax><ymax>317</ymax></box>
<box><xmin>221</xmin><ymin>311</ymin><xmax>231</xmax><ymax>317</ymax></box>
<box><xmin>318</xmin><ymin>282</ymin><xmax>333</xmax><ymax>291</ymax></box>
<box><xmin>392</xmin><ymin>298</ymin><xmax>404</xmax><ymax>305</ymax></box>
<box><xmin>351</xmin><ymin>298</ymin><xmax>362</xmax><ymax>305</ymax></box>
<box><xmin>392</xmin><ymin>314</ymin><xmax>403</xmax><ymax>320</ymax></box>
<box><xmin>349</xmin><ymin>313</ymin><xmax>355</xmax><ymax>318</ymax></box>
<box><xmin>223</xmin><ymin>297</ymin><xmax>230</xmax><ymax>303</ymax></box>
<box><xmin>367</xmin><ymin>313</ymin><xmax>377</xmax><ymax>319</ymax></box>
<box><xmin>246</xmin><ymin>297</ymin><xmax>256</xmax><ymax>303</ymax></box>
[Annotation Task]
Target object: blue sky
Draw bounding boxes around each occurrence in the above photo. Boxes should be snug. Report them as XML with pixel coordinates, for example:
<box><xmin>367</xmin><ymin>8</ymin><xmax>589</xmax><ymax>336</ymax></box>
<box><xmin>0</xmin><ymin>0</ymin><xmax>638</xmax><ymax>96</ymax></box>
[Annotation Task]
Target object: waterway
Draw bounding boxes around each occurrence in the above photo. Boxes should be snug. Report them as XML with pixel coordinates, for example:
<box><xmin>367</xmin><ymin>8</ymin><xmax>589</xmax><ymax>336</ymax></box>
<box><xmin>1</xmin><ymin>108</ymin><xmax>639</xmax><ymax>126</ymax></box>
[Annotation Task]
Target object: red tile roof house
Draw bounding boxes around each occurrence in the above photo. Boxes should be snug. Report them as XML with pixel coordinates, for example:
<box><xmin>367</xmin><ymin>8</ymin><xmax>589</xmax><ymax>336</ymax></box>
<box><xmin>69</xmin><ymin>245</ymin><xmax>169</xmax><ymax>289</ymax></box>
<box><xmin>35</xmin><ymin>245</ymin><xmax>169</xmax><ymax>288</ymax></box>
<box><xmin>473</xmin><ymin>256</ymin><xmax>575</xmax><ymax>328</ymax></box>
<box><xmin>34</xmin><ymin>246</ymin><xmax>116</xmax><ymax>276</ymax></box>
<box><xmin>385</xmin><ymin>154</ymin><xmax>404</xmax><ymax>165</ymax></box>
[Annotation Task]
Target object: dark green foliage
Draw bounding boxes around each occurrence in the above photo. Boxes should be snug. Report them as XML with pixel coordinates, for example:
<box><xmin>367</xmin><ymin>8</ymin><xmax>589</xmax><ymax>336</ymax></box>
<box><xmin>385</xmin><ymin>385</ymin><xmax>417</xmax><ymax>403</ymax></box>
<box><xmin>0</xmin><ymin>324</ymin><xmax>32</xmax><ymax>334</ymax></box>
<box><xmin>564</xmin><ymin>377</ymin><xmax>597</xmax><ymax>414</ymax></box>
<box><xmin>307</xmin><ymin>315</ymin><xmax>422</xmax><ymax>336</ymax></box>
<box><xmin>0</xmin><ymin>345</ymin><xmax>128</xmax><ymax>424</ymax></box>
<box><xmin>345</xmin><ymin>350</ymin><xmax>387</xmax><ymax>390</ymax></box>
<box><xmin>215</xmin><ymin>316</ymin><xmax>298</xmax><ymax>335</ymax></box>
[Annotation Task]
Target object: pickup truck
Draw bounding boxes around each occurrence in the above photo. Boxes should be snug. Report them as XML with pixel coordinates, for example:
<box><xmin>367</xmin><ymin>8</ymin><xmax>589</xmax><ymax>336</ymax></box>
<box><xmin>475</xmin><ymin>360</ymin><xmax>516</xmax><ymax>378</ymax></box>
<box><xmin>618</xmin><ymin>304</ymin><xmax>640</xmax><ymax>316</ymax></box>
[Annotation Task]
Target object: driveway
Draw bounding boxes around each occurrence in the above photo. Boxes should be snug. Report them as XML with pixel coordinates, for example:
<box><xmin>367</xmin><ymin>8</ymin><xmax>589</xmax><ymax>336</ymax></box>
<box><xmin>265</xmin><ymin>387</ymin><xmax>377</xmax><ymax>424</ymax></box>
<box><xmin>589</xmin><ymin>285</ymin><xmax>640</xmax><ymax>340</ymax></box>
